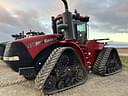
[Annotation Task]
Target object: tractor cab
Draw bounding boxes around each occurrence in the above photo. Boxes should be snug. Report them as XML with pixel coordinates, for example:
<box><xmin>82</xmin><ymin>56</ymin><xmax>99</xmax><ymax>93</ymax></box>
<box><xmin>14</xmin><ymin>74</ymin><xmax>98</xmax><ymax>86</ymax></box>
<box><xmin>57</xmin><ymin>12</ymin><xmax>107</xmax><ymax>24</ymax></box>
<box><xmin>73</xmin><ymin>13</ymin><xmax>89</xmax><ymax>43</ymax></box>
<box><xmin>52</xmin><ymin>1</ymin><xmax>89</xmax><ymax>44</ymax></box>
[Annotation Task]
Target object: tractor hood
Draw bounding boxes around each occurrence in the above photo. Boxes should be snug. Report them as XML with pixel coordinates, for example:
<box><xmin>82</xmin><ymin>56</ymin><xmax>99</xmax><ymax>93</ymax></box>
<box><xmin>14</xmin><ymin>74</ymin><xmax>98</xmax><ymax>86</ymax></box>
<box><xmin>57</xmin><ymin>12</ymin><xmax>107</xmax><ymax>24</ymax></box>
<box><xmin>3</xmin><ymin>34</ymin><xmax>61</xmax><ymax>72</ymax></box>
<box><xmin>15</xmin><ymin>34</ymin><xmax>60</xmax><ymax>46</ymax></box>
<box><xmin>14</xmin><ymin>34</ymin><xmax>61</xmax><ymax>58</ymax></box>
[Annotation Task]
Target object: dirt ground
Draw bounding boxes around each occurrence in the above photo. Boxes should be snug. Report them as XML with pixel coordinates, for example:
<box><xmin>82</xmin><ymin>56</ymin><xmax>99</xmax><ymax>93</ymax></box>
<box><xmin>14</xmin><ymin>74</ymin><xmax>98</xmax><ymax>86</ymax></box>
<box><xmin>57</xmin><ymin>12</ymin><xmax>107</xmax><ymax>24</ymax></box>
<box><xmin>0</xmin><ymin>60</ymin><xmax>128</xmax><ymax>96</ymax></box>
<box><xmin>117</xmin><ymin>48</ymin><xmax>128</xmax><ymax>56</ymax></box>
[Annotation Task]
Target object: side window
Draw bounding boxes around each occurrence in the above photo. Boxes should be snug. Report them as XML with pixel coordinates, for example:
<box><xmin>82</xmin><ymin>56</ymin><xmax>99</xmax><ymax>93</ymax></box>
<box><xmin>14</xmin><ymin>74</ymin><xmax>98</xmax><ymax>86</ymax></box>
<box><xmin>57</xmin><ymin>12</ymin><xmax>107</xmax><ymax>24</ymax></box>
<box><xmin>76</xmin><ymin>22</ymin><xmax>87</xmax><ymax>43</ymax></box>
<box><xmin>77</xmin><ymin>23</ymin><xmax>86</xmax><ymax>38</ymax></box>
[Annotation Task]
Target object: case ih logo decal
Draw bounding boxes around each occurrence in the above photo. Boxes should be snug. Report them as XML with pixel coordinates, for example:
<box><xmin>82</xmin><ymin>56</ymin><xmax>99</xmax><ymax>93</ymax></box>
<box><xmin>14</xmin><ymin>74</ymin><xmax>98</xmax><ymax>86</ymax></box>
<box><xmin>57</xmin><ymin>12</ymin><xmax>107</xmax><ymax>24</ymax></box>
<box><xmin>27</xmin><ymin>38</ymin><xmax>57</xmax><ymax>48</ymax></box>
<box><xmin>44</xmin><ymin>38</ymin><xmax>57</xmax><ymax>43</ymax></box>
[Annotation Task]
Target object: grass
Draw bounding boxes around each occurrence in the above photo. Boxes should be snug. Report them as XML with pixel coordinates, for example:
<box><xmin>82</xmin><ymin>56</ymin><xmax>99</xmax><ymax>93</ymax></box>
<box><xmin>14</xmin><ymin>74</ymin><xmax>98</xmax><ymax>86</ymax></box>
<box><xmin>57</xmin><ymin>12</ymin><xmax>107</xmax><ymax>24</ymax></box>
<box><xmin>120</xmin><ymin>56</ymin><xmax>128</xmax><ymax>70</ymax></box>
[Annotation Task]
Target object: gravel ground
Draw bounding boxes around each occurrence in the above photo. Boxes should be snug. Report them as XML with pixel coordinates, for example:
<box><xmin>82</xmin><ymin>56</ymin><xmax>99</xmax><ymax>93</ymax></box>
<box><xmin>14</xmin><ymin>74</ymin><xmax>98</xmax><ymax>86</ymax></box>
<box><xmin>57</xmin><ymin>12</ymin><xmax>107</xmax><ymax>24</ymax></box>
<box><xmin>0</xmin><ymin>60</ymin><xmax>128</xmax><ymax>96</ymax></box>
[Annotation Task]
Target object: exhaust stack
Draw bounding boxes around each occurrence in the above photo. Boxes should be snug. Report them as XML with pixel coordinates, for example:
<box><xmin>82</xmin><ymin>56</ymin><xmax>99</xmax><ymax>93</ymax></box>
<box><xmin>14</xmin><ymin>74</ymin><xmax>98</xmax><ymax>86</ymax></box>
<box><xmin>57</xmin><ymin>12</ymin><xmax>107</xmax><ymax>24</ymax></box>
<box><xmin>61</xmin><ymin>0</ymin><xmax>76</xmax><ymax>40</ymax></box>
<box><xmin>62</xmin><ymin>0</ymin><xmax>69</xmax><ymax>11</ymax></box>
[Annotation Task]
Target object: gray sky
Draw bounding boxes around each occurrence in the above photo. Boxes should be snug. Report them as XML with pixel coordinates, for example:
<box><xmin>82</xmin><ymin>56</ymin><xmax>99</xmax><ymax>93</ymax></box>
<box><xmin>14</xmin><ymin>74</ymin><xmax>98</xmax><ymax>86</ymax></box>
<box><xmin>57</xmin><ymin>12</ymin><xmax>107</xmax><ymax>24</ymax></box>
<box><xmin>0</xmin><ymin>0</ymin><xmax>128</xmax><ymax>42</ymax></box>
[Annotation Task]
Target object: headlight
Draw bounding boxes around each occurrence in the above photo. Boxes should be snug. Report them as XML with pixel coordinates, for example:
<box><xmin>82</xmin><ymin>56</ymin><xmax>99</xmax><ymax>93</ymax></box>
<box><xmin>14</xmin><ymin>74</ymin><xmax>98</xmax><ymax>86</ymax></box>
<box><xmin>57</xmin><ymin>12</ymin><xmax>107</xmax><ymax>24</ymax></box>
<box><xmin>3</xmin><ymin>56</ymin><xmax>20</xmax><ymax>61</ymax></box>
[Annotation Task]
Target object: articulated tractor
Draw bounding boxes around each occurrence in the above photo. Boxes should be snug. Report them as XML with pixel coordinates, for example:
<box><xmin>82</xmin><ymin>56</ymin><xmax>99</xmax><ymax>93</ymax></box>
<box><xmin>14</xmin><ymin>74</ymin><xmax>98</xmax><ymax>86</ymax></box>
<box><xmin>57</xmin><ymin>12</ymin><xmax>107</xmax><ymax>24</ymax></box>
<box><xmin>3</xmin><ymin>0</ymin><xmax>122</xmax><ymax>95</ymax></box>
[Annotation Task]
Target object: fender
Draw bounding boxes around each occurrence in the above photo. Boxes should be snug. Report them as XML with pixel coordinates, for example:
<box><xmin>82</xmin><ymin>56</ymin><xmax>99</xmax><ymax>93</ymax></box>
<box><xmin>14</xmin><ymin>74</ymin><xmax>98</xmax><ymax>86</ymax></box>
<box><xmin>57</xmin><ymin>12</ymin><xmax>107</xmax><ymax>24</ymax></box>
<box><xmin>34</xmin><ymin>40</ymin><xmax>85</xmax><ymax>67</ymax></box>
<box><xmin>59</xmin><ymin>41</ymin><xmax>85</xmax><ymax>67</ymax></box>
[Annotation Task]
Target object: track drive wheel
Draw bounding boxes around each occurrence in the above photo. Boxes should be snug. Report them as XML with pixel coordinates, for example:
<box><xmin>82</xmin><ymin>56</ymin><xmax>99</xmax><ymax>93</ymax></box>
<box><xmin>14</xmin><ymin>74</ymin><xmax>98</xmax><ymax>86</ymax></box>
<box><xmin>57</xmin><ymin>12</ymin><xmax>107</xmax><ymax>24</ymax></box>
<box><xmin>92</xmin><ymin>48</ymin><xmax>122</xmax><ymax>76</ymax></box>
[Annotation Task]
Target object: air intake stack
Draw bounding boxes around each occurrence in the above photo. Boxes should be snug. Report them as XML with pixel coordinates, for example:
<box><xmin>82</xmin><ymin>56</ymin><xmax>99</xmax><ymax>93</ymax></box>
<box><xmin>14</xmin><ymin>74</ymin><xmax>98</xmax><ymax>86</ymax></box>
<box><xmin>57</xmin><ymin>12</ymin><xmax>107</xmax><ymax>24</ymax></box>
<box><xmin>61</xmin><ymin>0</ymin><xmax>76</xmax><ymax>40</ymax></box>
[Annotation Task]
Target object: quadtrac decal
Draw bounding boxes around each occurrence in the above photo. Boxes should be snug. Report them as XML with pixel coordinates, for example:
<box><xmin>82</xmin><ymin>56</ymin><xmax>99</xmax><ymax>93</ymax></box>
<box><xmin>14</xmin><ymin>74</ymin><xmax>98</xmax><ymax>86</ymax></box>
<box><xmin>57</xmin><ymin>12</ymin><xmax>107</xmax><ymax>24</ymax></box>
<box><xmin>27</xmin><ymin>37</ymin><xmax>57</xmax><ymax>48</ymax></box>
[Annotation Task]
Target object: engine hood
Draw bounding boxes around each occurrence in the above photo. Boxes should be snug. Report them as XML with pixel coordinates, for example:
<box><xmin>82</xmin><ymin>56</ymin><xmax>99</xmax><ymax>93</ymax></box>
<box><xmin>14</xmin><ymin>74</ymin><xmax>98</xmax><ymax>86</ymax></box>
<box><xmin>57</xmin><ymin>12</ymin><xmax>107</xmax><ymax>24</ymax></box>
<box><xmin>15</xmin><ymin>34</ymin><xmax>60</xmax><ymax>46</ymax></box>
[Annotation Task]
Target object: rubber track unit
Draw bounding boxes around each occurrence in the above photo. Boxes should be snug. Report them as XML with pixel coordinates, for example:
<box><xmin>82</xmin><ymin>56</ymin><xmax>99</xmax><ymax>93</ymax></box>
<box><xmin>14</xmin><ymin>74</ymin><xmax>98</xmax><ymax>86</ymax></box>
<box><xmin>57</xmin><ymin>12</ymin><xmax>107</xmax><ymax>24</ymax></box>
<box><xmin>35</xmin><ymin>47</ymin><xmax>88</xmax><ymax>95</ymax></box>
<box><xmin>92</xmin><ymin>47</ymin><xmax>122</xmax><ymax>76</ymax></box>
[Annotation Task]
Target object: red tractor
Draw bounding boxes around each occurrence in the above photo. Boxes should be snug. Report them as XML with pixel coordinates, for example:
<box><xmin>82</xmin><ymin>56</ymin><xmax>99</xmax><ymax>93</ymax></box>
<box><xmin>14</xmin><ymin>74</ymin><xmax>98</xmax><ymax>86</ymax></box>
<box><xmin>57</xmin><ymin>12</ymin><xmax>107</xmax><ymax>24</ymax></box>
<box><xmin>3</xmin><ymin>0</ymin><xmax>122</xmax><ymax>95</ymax></box>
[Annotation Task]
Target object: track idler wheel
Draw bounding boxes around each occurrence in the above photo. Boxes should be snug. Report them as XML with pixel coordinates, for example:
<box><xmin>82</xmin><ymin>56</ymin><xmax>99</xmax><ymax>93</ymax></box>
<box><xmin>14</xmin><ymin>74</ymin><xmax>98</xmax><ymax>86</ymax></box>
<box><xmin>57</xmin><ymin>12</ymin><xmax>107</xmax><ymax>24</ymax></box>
<box><xmin>92</xmin><ymin>48</ymin><xmax>122</xmax><ymax>76</ymax></box>
<box><xmin>57</xmin><ymin>78</ymin><xmax>65</xmax><ymax>89</ymax></box>
<box><xmin>75</xmin><ymin>67</ymin><xmax>85</xmax><ymax>82</ymax></box>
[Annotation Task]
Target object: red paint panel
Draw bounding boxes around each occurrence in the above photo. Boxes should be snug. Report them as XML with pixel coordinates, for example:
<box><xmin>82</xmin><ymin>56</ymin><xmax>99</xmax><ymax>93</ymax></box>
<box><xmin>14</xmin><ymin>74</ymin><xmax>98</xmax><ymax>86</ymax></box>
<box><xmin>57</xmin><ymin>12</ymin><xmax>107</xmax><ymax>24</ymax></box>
<box><xmin>15</xmin><ymin>34</ymin><xmax>60</xmax><ymax>59</ymax></box>
<box><xmin>84</xmin><ymin>40</ymin><xmax>105</xmax><ymax>68</ymax></box>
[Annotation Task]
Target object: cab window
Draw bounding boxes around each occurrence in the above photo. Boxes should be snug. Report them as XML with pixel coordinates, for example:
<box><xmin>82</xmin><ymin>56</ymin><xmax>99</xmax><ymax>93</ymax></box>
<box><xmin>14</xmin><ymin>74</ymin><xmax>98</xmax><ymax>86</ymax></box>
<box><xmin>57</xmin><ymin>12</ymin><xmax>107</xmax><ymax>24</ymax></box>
<box><xmin>76</xmin><ymin>21</ymin><xmax>87</xmax><ymax>43</ymax></box>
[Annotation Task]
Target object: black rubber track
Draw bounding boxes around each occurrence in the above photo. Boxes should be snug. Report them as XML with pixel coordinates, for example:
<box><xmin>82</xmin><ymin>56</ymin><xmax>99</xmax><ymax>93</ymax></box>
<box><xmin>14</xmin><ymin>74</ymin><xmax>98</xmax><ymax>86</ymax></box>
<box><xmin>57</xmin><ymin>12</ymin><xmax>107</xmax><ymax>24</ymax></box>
<box><xmin>92</xmin><ymin>47</ymin><xmax>122</xmax><ymax>76</ymax></box>
<box><xmin>35</xmin><ymin>47</ymin><xmax>88</xmax><ymax>95</ymax></box>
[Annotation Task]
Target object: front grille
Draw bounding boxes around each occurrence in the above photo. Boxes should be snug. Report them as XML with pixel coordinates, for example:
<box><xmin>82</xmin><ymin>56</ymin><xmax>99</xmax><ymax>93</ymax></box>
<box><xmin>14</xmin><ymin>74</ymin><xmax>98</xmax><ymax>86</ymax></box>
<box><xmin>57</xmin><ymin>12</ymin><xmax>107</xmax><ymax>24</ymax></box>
<box><xmin>3</xmin><ymin>41</ymin><xmax>33</xmax><ymax>72</ymax></box>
